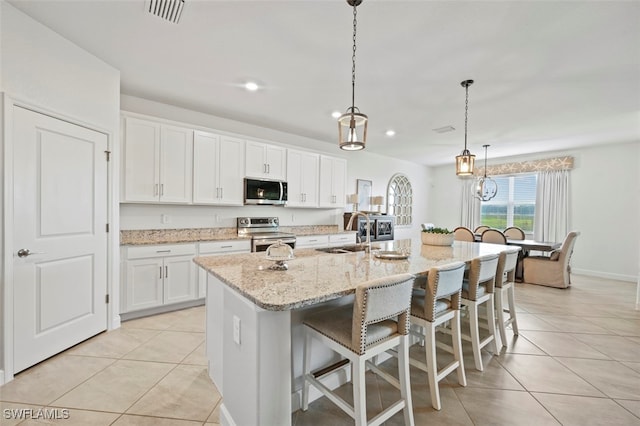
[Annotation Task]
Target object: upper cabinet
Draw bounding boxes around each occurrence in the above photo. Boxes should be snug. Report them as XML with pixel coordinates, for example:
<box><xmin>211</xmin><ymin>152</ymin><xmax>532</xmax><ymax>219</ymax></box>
<box><xmin>122</xmin><ymin>116</ymin><xmax>193</xmax><ymax>203</ymax></box>
<box><xmin>193</xmin><ymin>131</ymin><xmax>245</xmax><ymax>205</ymax></box>
<box><xmin>318</xmin><ymin>155</ymin><xmax>347</xmax><ymax>208</ymax></box>
<box><xmin>245</xmin><ymin>140</ymin><xmax>286</xmax><ymax>180</ymax></box>
<box><xmin>286</xmin><ymin>149</ymin><xmax>319</xmax><ymax>208</ymax></box>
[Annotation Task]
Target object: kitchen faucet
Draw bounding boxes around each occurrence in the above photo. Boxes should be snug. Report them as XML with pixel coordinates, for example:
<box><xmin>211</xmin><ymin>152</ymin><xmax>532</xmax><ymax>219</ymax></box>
<box><xmin>346</xmin><ymin>211</ymin><xmax>371</xmax><ymax>253</ymax></box>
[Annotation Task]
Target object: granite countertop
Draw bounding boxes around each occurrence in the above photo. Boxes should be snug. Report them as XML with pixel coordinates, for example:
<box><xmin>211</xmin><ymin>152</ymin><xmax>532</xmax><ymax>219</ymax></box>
<box><xmin>120</xmin><ymin>225</ymin><xmax>352</xmax><ymax>246</ymax></box>
<box><xmin>193</xmin><ymin>239</ymin><xmax>514</xmax><ymax>311</ymax></box>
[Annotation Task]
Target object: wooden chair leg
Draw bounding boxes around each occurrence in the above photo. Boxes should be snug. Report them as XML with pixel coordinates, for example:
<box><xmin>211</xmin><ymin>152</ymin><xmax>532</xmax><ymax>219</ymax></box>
<box><xmin>353</xmin><ymin>357</ymin><xmax>367</xmax><ymax>426</ymax></box>
<box><xmin>469</xmin><ymin>303</ymin><xmax>483</xmax><ymax>371</ymax></box>
<box><xmin>507</xmin><ymin>285</ymin><xmax>519</xmax><ymax>335</ymax></box>
<box><xmin>495</xmin><ymin>288</ymin><xmax>508</xmax><ymax>347</ymax></box>
<box><xmin>398</xmin><ymin>336</ymin><xmax>415</xmax><ymax>425</ymax></box>
<box><xmin>486</xmin><ymin>295</ymin><xmax>499</xmax><ymax>353</ymax></box>
<box><xmin>452</xmin><ymin>311</ymin><xmax>466</xmax><ymax>387</ymax></box>
<box><xmin>425</xmin><ymin>324</ymin><xmax>440</xmax><ymax>410</ymax></box>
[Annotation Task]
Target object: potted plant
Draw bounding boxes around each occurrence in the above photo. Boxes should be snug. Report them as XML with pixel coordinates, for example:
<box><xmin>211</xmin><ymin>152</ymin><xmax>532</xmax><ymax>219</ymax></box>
<box><xmin>421</xmin><ymin>227</ymin><xmax>455</xmax><ymax>246</ymax></box>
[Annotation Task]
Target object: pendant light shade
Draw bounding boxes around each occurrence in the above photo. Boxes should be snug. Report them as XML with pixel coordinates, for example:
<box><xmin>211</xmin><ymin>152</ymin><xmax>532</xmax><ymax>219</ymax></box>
<box><xmin>338</xmin><ymin>0</ymin><xmax>368</xmax><ymax>151</ymax></box>
<box><xmin>456</xmin><ymin>79</ymin><xmax>476</xmax><ymax>175</ymax></box>
<box><xmin>475</xmin><ymin>144</ymin><xmax>498</xmax><ymax>201</ymax></box>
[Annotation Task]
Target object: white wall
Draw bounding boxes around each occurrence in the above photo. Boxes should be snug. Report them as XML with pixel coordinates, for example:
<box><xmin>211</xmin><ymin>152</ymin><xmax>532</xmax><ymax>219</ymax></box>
<box><xmin>428</xmin><ymin>142</ymin><xmax>640</xmax><ymax>281</ymax></box>
<box><xmin>0</xmin><ymin>1</ymin><xmax>121</xmax><ymax>382</ymax></box>
<box><xmin>120</xmin><ymin>95</ymin><xmax>431</xmax><ymax>240</ymax></box>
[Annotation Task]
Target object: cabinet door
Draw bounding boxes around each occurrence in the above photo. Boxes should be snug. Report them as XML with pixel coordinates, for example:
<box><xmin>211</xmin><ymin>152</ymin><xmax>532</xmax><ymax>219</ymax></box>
<box><xmin>164</xmin><ymin>255</ymin><xmax>197</xmax><ymax>304</ymax></box>
<box><xmin>286</xmin><ymin>150</ymin><xmax>304</xmax><ymax>207</ymax></box>
<box><xmin>193</xmin><ymin>130</ymin><xmax>219</xmax><ymax>204</ymax></box>
<box><xmin>245</xmin><ymin>140</ymin><xmax>267</xmax><ymax>178</ymax></box>
<box><xmin>217</xmin><ymin>136</ymin><xmax>245</xmax><ymax>205</ymax></box>
<box><xmin>125</xmin><ymin>258</ymin><xmax>164</xmax><ymax>312</ymax></box>
<box><xmin>265</xmin><ymin>144</ymin><xmax>287</xmax><ymax>180</ymax></box>
<box><xmin>319</xmin><ymin>156</ymin><xmax>347</xmax><ymax>207</ymax></box>
<box><xmin>160</xmin><ymin>125</ymin><xmax>193</xmax><ymax>203</ymax></box>
<box><xmin>287</xmin><ymin>150</ymin><xmax>318</xmax><ymax>207</ymax></box>
<box><xmin>122</xmin><ymin>117</ymin><xmax>160</xmax><ymax>202</ymax></box>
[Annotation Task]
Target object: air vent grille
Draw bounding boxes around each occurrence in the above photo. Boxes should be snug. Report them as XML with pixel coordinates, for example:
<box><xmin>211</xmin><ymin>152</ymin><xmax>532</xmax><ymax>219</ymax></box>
<box><xmin>432</xmin><ymin>125</ymin><xmax>455</xmax><ymax>134</ymax></box>
<box><xmin>147</xmin><ymin>0</ymin><xmax>185</xmax><ymax>24</ymax></box>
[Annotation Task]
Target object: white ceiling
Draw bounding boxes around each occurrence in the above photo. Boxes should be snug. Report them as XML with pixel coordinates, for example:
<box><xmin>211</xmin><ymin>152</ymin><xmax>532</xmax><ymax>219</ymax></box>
<box><xmin>9</xmin><ymin>0</ymin><xmax>640</xmax><ymax>166</ymax></box>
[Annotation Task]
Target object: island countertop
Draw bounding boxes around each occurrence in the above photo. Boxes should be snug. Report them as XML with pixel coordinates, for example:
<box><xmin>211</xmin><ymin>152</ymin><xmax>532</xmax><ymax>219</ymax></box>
<box><xmin>193</xmin><ymin>238</ymin><xmax>516</xmax><ymax>311</ymax></box>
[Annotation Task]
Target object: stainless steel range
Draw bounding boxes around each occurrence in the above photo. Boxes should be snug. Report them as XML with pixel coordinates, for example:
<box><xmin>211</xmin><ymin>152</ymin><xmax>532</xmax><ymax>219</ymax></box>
<box><xmin>237</xmin><ymin>217</ymin><xmax>296</xmax><ymax>252</ymax></box>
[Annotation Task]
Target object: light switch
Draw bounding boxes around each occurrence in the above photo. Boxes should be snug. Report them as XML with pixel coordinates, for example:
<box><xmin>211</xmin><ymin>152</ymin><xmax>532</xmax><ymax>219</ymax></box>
<box><xmin>233</xmin><ymin>315</ymin><xmax>241</xmax><ymax>345</ymax></box>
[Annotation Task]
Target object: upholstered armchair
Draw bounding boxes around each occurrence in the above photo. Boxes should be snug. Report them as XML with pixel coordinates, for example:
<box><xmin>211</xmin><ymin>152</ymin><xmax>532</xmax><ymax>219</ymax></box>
<box><xmin>523</xmin><ymin>231</ymin><xmax>580</xmax><ymax>288</ymax></box>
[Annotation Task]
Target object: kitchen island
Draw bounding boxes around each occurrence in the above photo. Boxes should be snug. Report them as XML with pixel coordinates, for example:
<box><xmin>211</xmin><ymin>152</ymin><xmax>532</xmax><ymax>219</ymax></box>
<box><xmin>194</xmin><ymin>238</ymin><xmax>514</xmax><ymax>426</ymax></box>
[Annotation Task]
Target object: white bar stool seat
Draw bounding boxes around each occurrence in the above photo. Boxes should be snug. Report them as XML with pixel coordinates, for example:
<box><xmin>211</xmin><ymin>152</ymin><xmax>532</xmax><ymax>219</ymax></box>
<box><xmin>302</xmin><ymin>273</ymin><xmax>415</xmax><ymax>426</ymax></box>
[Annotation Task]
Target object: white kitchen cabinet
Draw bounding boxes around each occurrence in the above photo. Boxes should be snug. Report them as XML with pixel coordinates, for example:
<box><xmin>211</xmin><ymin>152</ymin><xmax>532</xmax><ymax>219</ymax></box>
<box><xmin>193</xmin><ymin>131</ymin><xmax>245</xmax><ymax>205</ymax></box>
<box><xmin>122</xmin><ymin>116</ymin><xmax>193</xmax><ymax>203</ymax></box>
<box><xmin>197</xmin><ymin>240</ymin><xmax>251</xmax><ymax>298</ymax></box>
<box><xmin>328</xmin><ymin>233</ymin><xmax>357</xmax><ymax>247</ymax></box>
<box><xmin>286</xmin><ymin>149</ymin><xmax>319</xmax><ymax>208</ymax></box>
<box><xmin>319</xmin><ymin>155</ymin><xmax>347</xmax><ymax>208</ymax></box>
<box><xmin>122</xmin><ymin>243</ymin><xmax>197</xmax><ymax>313</ymax></box>
<box><xmin>245</xmin><ymin>140</ymin><xmax>286</xmax><ymax>180</ymax></box>
<box><xmin>295</xmin><ymin>235</ymin><xmax>330</xmax><ymax>248</ymax></box>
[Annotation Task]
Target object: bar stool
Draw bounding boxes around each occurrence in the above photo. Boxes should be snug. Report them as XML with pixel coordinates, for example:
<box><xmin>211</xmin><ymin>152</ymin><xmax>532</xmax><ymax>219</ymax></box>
<box><xmin>409</xmin><ymin>262</ymin><xmax>467</xmax><ymax>410</ymax></box>
<box><xmin>460</xmin><ymin>253</ymin><xmax>500</xmax><ymax>371</ymax></box>
<box><xmin>495</xmin><ymin>248</ymin><xmax>521</xmax><ymax>347</ymax></box>
<box><xmin>301</xmin><ymin>273</ymin><xmax>415</xmax><ymax>426</ymax></box>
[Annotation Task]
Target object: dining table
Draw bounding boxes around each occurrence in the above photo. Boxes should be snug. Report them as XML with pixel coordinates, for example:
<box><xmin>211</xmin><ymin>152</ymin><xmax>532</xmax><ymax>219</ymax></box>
<box><xmin>474</xmin><ymin>234</ymin><xmax>562</xmax><ymax>281</ymax></box>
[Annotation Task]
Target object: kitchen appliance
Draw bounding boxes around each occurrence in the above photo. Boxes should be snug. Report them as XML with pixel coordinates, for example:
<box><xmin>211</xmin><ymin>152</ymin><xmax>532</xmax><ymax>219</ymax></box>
<box><xmin>244</xmin><ymin>178</ymin><xmax>287</xmax><ymax>205</ymax></box>
<box><xmin>344</xmin><ymin>213</ymin><xmax>395</xmax><ymax>242</ymax></box>
<box><xmin>237</xmin><ymin>217</ymin><xmax>296</xmax><ymax>252</ymax></box>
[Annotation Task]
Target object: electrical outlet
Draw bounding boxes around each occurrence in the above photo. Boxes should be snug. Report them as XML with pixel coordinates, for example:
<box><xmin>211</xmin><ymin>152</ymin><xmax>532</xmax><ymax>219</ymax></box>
<box><xmin>233</xmin><ymin>315</ymin><xmax>241</xmax><ymax>345</ymax></box>
<box><xmin>161</xmin><ymin>214</ymin><xmax>172</xmax><ymax>224</ymax></box>
<box><xmin>215</xmin><ymin>214</ymin><xmax>221</xmax><ymax>223</ymax></box>
<box><xmin>291</xmin><ymin>214</ymin><xmax>295</xmax><ymax>223</ymax></box>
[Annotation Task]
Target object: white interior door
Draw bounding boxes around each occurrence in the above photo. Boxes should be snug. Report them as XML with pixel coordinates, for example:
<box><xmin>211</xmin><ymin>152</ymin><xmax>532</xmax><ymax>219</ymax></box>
<box><xmin>13</xmin><ymin>106</ymin><xmax>108</xmax><ymax>373</ymax></box>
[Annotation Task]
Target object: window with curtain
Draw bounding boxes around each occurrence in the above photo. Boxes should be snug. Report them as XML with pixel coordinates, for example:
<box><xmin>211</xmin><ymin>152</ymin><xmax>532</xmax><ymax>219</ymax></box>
<box><xmin>480</xmin><ymin>173</ymin><xmax>537</xmax><ymax>233</ymax></box>
<box><xmin>386</xmin><ymin>173</ymin><xmax>413</xmax><ymax>226</ymax></box>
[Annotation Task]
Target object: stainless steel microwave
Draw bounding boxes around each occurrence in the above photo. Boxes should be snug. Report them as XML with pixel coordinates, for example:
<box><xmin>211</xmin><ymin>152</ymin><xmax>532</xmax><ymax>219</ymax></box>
<box><xmin>244</xmin><ymin>178</ymin><xmax>288</xmax><ymax>205</ymax></box>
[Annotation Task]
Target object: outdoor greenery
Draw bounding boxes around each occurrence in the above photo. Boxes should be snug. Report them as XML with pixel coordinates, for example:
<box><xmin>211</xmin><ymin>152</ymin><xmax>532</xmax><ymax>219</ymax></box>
<box><xmin>481</xmin><ymin>204</ymin><xmax>534</xmax><ymax>232</ymax></box>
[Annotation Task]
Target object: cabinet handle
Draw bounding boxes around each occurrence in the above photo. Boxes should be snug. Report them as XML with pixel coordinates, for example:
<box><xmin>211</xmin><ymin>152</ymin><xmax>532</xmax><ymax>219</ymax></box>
<box><xmin>165</xmin><ymin>265</ymin><xmax>168</xmax><ymax>278</ymax></box>
<box><xmin>221</xmin><ymin>245</ymin><xmax>232</xmax><ymax>248</ymax></box>
<box><xmin>216</xmin><ymin>187</ymin><xmax>220</xmax><ymax>198</ymax></box>
<box><xmin>159</xmin><ymin>266</ymin><xmax>163</xmax><ymax>279</ymax></box>
<box><xmin>156</xmin><ymin>249</ymin><xmax>171</xmax><ymax>253</ymax></box>
<box><xmin>160</xmin><ymin>184</ymin><xmax>164</xmax><ymax>196</ymax></box>
<box><xmin>220</xmin><ymin>187</ymin><xmax>223</xmax><ymax>198</ymax></box>
<box><xmin>263</xmin><ymin>163</ymin><xmax>267</xmax><ymax>173</ymax></box>
<box><xmin>267</xmin><ymin>163</ymin><xmax>270</xmax><ymax>174</ymax></box>
<box><xmin>154</xmin><ymin>184</ymin><xmax>159</xmax><ymax>196</ymax></box>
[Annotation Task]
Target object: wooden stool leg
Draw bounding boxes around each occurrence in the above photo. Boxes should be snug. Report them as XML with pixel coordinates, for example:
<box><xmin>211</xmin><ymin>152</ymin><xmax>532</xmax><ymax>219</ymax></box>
<box><xmin>452</xmin><ymin>311</ymin><xmax>467</xmax><ymax>387</ymax></box>
<box><xmin>469</xmin><ymin>304</ymin><xmax>483</xmax><ymax>371</ymax></box>
<box><xmin>508</xmin><ymin>285</ymin><xmax>519</xmax><ymax>335</ymax></box>
<box><xmin>495</xmin><ymin>288</ymin><xmax>508</xmax><ymax>347</ymax></box>
<box><xmin>398</xmin><ymin>336</ymin><xmax>415</xmax><ymax>425</ymax></box>
<box><xmin>425</xmin><ymin>324</ymin><xmax>440</xmax><ymax>410</ymax></box>
<box><xmin>353</xmin><ymin>357</ymin><xmax>367</xmax><ymax>426</ymax></box>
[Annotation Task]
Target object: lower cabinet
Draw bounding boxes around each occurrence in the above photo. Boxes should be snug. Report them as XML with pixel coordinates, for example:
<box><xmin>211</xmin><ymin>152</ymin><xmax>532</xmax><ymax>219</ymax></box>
<box><xmin>122</xmin><ymin>243</ymin><xmax>197</xmax><ymax>314</ymax></box>
<box><xmin>295</xmin><ymin>235</ymin><xmax>330</xmax><ymax>249</ymax></box>
<box><xmin>197</xmin><ymin>240</ymin><xmax>251</xmax><ymax>298</ymax></box>
<box><xmin>328</xmin><ymin>233</ymin><xmax>357</xmax><ymax>247</ymax></box>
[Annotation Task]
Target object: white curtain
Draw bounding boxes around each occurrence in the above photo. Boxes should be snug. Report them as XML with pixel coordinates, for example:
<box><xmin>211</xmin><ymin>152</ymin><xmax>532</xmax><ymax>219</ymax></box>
<box><xmin>534</xmin><ymin>170</ymin><xmax>570</xmax><ymax>242</ymax></box>
<box><xmin>460</xmin><ymin>178</ymin><xmax>481</xmax><ymax>229</ymax></box>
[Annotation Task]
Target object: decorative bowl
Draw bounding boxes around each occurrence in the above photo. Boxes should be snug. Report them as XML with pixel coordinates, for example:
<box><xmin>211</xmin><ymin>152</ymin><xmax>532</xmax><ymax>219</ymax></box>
<box><xmin>421</xmin><ymin>232</ymin><xmax>454</xmax><ymax>246</ymax></box>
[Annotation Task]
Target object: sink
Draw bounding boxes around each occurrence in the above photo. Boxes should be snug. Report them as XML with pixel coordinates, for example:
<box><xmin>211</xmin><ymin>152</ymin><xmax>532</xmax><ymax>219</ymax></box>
<box><xmin>315</xmin><ymin>244</ymin><xmax>380</xmax><ymax>254</ymax></box>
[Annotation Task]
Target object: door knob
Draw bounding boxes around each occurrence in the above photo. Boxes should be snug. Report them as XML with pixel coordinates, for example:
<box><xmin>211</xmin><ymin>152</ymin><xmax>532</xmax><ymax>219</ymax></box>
<box><xmin>17</xmin><ymin>248</ymin><xmax>44</xmax><ymax>257</ymax></box>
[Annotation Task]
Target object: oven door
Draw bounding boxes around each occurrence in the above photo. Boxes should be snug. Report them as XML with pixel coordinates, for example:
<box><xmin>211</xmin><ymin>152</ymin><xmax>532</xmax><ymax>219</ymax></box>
<box><xmin>252</xmin><ymin>238</ymin><xmax>296</xmax><ymax>252</ymax></box>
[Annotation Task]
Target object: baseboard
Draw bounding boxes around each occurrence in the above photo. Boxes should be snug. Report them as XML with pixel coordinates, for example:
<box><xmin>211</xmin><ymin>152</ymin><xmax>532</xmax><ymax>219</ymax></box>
<box><xmin>219</xmin><ymin>404</ymin><xmax>237</xmax><ymax>426</ymax></box>
<box><xmin>572</xmin><ymin>269</ymin><xmax>637</xmax><ymax>283</ymax></box>
<box><xmin>120</xmin><ymin>298</ymin><xmax>205</xmax><ymax>321</ymax></box>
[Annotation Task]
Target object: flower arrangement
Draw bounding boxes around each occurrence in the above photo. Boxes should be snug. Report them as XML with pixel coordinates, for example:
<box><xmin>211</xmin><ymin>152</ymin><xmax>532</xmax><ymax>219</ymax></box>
<box><xmin>421</xmin><ymin>226</ymin><xmax>454</xmax><ymax>246</ymax></box>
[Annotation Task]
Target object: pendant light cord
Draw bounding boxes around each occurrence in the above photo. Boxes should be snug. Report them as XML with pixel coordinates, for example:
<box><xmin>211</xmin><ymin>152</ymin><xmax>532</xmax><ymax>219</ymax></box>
<box><xmin>351</xmin><ymin>3</ymin><xmax>357</xmax><ymax>111</ymax></box>
<box><xmin>464</xmin><ymin>84</ymin><xmax>469</xmax><ymax>151</ymax></box>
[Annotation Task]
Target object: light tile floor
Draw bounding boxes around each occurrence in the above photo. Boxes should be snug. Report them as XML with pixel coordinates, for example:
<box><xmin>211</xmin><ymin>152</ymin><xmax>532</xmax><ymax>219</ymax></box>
<box><xmin>1</xmin><ymin>275</ymin><xmax>639</xmax><ymax>425</ymax></box>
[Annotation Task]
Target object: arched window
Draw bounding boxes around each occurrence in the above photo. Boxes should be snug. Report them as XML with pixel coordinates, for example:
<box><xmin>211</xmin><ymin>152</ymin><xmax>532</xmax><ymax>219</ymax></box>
<box><xmin>386</xmin><ymin>173</ymin><xmax>413</xmax><ymax>226</ymax></box>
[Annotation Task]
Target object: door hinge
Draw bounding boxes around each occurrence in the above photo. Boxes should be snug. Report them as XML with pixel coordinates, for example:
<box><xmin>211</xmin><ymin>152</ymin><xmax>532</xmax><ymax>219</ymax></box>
<box><xmin>106</xmin><ymin>223</ymin><xmax>110</xmax><ymax>232</ymax></box>
<box><xmin>105</xmin><ymin>294</ymin><xmax>110</xmax><ymax>304</ymax></box>
<box><xmin>104</xmin><ymin>150</ymin><xmax>111</xmax><ymax>161</ymax></box>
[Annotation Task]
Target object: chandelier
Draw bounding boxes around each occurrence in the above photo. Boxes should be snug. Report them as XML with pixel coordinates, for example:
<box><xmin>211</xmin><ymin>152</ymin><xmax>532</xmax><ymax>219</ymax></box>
<box><xmin>338</xmin><ymin>0</ymin><xmax>368</xmax><ymax>151</ymax></box>
<box><xmin>455</xmin><ymin>79</ymin><xmax>475</xmax><ymax>175</ymax></box>
<box><xmin>475</xmin><ymin>144</ymin><xmax>498</xmax><ymax>201</ymax></box>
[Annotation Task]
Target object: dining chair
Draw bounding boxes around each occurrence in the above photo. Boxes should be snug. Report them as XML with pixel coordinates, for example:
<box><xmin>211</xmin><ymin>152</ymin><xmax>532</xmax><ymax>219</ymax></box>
<box><xmin>408</xmin><ymin>262</ymin><xmax>467</xmax><ymax>410</ymax></box>
<box><xmin>523</xmin><ymin>231</ymin><xmax>580</xmax><ymax>288</ymax></box>
<box><xmin>302</xmin><ymin>273</ymin><xmax>415</xmax><ymax>426</ymax></box>
<box><xmin>495</xmin><ymin>248</ymin><xmax>520</xmax><ymax>347</ymax></box>
<box><xmin>460</xmin><ymin>253</ymin><xmax>500</xmax><ymax>371</ymax></box>
<box><xmin>453</xmin><ymin>226</ymin><xmax>475</xmax><ymax>242</ymax></box>
<box><xmin>474</xmin><ymin>225</ymin><xmax>490</xmax><ymax>234</ymax></box>
<box><xmin>504</xmin><ymin>226</ymin><xmax>525</xmax><ymax>240</ymax></box>
<box><xmin>481</xmin><ymin>228</ymin><xmax>507</xmax><ymax>245</ymax></box>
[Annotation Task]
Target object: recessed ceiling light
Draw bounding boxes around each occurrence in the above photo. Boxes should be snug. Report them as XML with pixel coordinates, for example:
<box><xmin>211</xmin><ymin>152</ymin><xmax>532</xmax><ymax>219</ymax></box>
<box><xmin>244</xmin><ymin>82</ymin><xmax>259</xmax><ymax>92</ymax></box>
<box><xmin>385</xmin><ymin>130</ymin><xmax>396</xmax><ymax>137</ymax></box>
<box><xmin>331</xmin><ymin>111</ymin><xmax>342</xmax><ymax>119</ymax></box>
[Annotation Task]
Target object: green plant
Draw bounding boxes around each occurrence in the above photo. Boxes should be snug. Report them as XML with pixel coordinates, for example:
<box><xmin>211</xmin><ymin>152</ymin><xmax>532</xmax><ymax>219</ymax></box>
<box><xmin>422</xmin><ymin>227</ymin><xmax>452</xmax><ymax>234</ymax></box>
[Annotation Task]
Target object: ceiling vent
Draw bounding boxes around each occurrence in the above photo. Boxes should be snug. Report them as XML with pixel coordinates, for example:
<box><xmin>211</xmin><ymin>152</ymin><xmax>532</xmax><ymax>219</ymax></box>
<box><xmin>147</xmin><ymin>0</ymin><xmax>185</xmax><ymax>24</ymax></box>
<box><xmin>432</xmin><ymin>125</ymin><xmax>455</xmax><ymax>134</ymax></box>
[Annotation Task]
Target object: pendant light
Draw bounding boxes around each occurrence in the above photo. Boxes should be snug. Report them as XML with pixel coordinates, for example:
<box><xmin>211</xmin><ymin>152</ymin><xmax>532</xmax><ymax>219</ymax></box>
<box><xmin>475</xmin><ymin>144</ymin><xmax>498</xmax><ymax>201</ymax></box>
<box><xmin>338</xmin><ymin>0</ymin><xmax>368</xmax><ymax>151</ymax></box>
<box><xmin>455</xmin><ymin>79</ymin><xmax>475</xmax><ymax>175</ymax></box>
